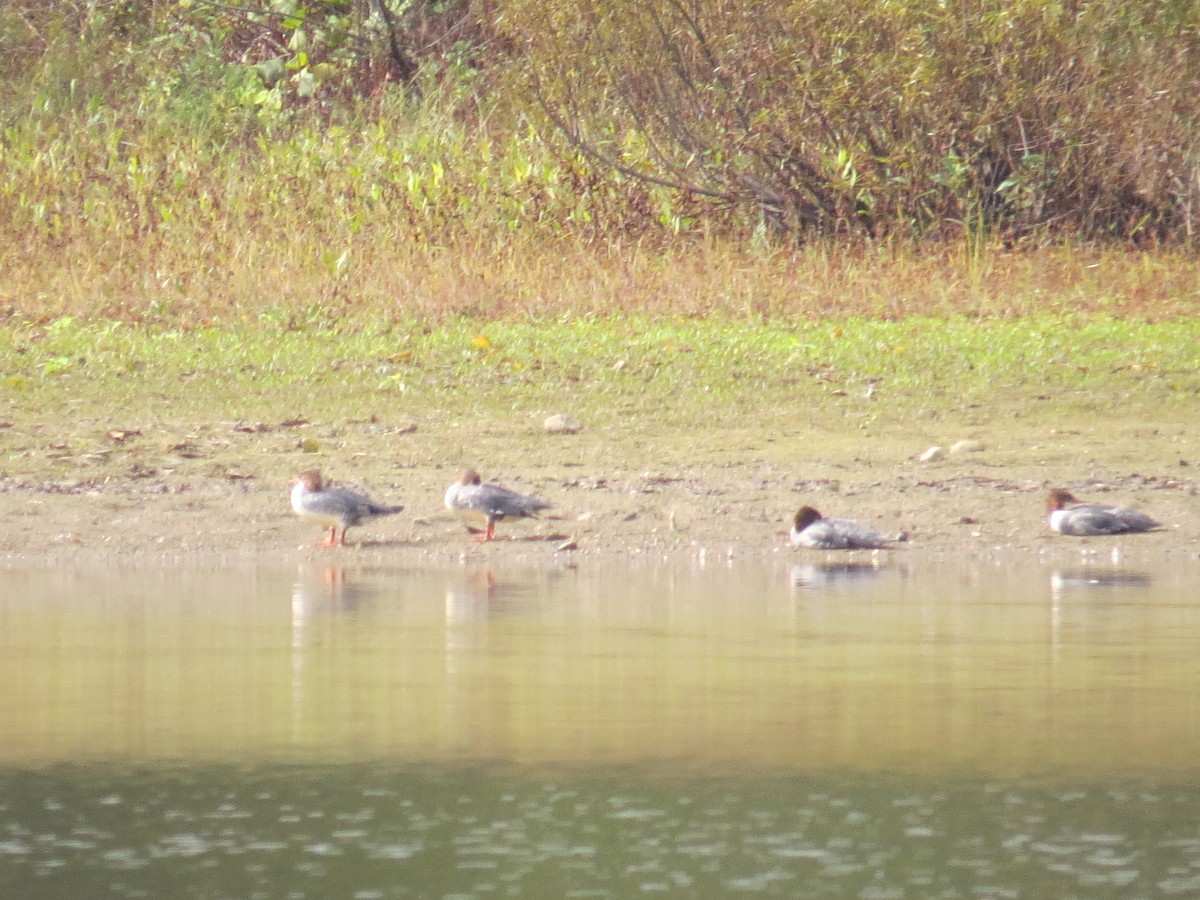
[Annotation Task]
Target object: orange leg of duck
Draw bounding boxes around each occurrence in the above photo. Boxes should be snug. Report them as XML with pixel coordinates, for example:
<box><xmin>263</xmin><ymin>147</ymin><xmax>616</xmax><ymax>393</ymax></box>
<box><xmin>471</xmin><ymin>521</ymin><xmax>497</xmax><ymax>542</ymax></box>
<box><xmin>317</xmin><ymin>527</ymin><xmax>341</xmax><ymax>548</ymax></box>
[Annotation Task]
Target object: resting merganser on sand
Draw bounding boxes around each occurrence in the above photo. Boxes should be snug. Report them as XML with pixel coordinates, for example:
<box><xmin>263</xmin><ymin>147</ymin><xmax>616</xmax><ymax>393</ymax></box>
<box><xmin>1045</xmin><ymin>488</ymin><xmax>1161</xmax><ymax>536</ymax></box>
<box><xmin>789</xmin><ymin>506</ymin><xmax>892</xmax><ymax>550</ymax></box>
<box><xmin>444</xmin><ymin>469</ymin><xmax>551</xmax><ymax>542</ymax></box>
<box><xmin>290</xmin><ymin>470</ymin><xmax>404</xmax><ymax>547</ymax></box>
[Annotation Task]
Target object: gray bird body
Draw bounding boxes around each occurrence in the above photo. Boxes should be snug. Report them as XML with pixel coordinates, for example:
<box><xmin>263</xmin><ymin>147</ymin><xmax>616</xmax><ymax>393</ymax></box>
<box><xmin>445</xmin><ymin>469</ymin><xmax>551</xmax><ymax>541</ymax></box>
<box><xmin>291</xmin><ymin>470</ymin><xmax>403</xmax><ymax>546</ymax></box>
<box><xmin>1046</xmin><ymin>489</ymin><xmax>1160</xmax><ymax>536</ymax></box>
<box><xmin>790</xmin><ymin>506</ymin><xmax>891</xmax><ymax>550</ymax></box>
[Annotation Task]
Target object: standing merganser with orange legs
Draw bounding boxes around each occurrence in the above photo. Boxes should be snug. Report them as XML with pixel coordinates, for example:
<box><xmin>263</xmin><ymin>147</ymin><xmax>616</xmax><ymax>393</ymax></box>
<box><xmin>789</xmin><ymin>506</ymin><xmax>893</xmax><ymax>550</ymax></box>
<box><xmin>290</xmin><ymin>470</ymin><xmax>404</xmax><ymax>547</ymax></box>
<box><xmin>444</xmin><ymin>469</ymin><xmax>551</xmax><ymax>542</ymax></box>
<box><xmin>1045</xmin><ymin>488</ymin><xmax>1161</xmax><ymax>536</ymax></box>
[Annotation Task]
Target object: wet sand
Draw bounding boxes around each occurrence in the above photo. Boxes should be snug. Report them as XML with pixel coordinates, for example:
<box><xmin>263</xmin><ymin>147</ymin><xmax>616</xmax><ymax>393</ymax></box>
<box><xmin>1</xmin><ymin>414</ymin><xmax>1195</xmax><ymax>564</ymax></box>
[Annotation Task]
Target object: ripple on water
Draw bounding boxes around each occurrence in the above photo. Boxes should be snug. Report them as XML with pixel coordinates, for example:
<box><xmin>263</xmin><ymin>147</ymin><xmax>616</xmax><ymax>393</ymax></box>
<box><xmin>1</xmin><ymin>769</ymin><xmax>1200</xmax><ymax>897</ymax></box>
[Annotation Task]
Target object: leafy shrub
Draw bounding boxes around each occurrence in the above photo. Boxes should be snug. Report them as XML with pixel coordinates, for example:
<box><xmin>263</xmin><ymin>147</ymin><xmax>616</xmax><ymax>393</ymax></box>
<box><xmin>0</xmin><ymin>0</ymin><xmax>1197</xmax><ymax>327</ymax></box>
<box><xmin>511</xmin><ymin>0</ymin><xmax>1200</xmax><ymax>244</ymax></box>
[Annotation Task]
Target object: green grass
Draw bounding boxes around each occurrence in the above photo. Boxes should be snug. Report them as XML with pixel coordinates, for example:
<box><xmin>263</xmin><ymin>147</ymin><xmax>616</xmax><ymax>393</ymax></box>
<box><xmin>3</xmin><ymin>313</ymin><xmax>1197</xmax><ymax>434</ymax></box>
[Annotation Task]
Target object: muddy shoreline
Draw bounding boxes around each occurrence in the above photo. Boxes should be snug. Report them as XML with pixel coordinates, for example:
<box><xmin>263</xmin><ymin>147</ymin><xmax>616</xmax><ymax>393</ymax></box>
<box><xmin>2</xmin><ymin>435</ymin><xmax>1195</xmax><ymax>566</ymax></box>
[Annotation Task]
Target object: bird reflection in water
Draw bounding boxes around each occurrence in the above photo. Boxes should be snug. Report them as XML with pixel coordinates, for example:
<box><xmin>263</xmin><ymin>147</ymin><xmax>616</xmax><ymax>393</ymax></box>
<box><xmin>789</xmin><ymin>561</ymin><xmax>887</xmax><ymax>595</ymax></box>
<box><xmin>289</xmin><ymin>565</ymin><xmax>378</xmax><ymax>744</ymax></box>
<box><xmin>444</xmin><ymin>567</ymin><xmax>550</xmax><ymax>622</ymax></box>
<box><xmin>292</xmin><ymin>565</ymin><xmax>374</xmax><ymax>618</ymax></box>
<box><xmin>1049</xmin><ymin>569</ymin><xmax>1152</xmax><ymax>599</ymax></box>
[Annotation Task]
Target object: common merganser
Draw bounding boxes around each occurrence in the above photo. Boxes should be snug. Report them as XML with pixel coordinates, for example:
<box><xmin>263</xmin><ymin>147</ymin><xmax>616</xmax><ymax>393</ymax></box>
<box><xmin>444</xmin><ymin>469</ymin><xmax>551</xmax><ymax>542</ymax></box>
<box><xmin>1045</xmin><ymin>488</ymin><xmax>1161</xmax><ymax>536</ymax></box>
<box><xmin>789</xmin><ymin>506</ymin><xmax>892</xmax><ymax>550</ymax></box>
<box><xmin>290</xmin><ymin>470</ymin><xmax>404</xmax><ymax>547</ymax></box>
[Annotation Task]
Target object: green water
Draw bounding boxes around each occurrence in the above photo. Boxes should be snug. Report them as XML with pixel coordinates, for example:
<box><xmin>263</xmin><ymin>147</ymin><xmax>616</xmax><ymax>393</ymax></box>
<box><xmin>2</xmin><ymin>556</ymin><xmax>1200</xmax><ymax>896</ymax></box>
<box><xmin>3</xmin><ymin>765</ymin><xmax>1198</xmax><ymax>899</ymax></box>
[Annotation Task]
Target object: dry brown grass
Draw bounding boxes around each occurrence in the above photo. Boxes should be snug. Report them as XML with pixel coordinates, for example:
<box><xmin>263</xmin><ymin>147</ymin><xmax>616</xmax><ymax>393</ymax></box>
<box><xmin>4</xmin><ymin>235</ymin><xmax>1198</xmax><ymax>325</ymax></box>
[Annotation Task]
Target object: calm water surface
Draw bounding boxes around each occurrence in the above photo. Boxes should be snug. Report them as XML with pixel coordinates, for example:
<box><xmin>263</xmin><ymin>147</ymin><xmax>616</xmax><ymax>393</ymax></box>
<box><xmin>2</xmin><ymin>555</ymin><xmax>1200</xmax><ymax>897</ymax></box>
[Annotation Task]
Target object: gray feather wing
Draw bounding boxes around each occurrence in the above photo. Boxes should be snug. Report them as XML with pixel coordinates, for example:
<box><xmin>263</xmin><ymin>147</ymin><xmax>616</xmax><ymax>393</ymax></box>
<box><xmin>1111</xmin><ymin>505</ymin><xmax>1160</xmax><ymax>532</ymax></box>
<box><xmin>794</xmin><ymin>518</ymin><xmax>886</xmax><ymax>549</ymax></box>
<box><xmin>821</xmin><ymin>518</ymin><xmax>889</xmax><ymax>549</ymax></box>
<box><xmin>313</xmin><ymin>489</ymin><xmax>401</xmax><ymax>525</ymax></box>
<box><xmin>1061</xmin><ymin>506</ymin><xmax>1133</xmax><ymax>535</ymax></box>
<box><xmin>477</xmin><ymin>483</ymin><xmax>551</xmax><ymax>519</ymax></box>
<box><xmin>362</xmin><ymin>497</ymin><xmax>404</xmax><ymax>517</ymax></box>
<box><xmin>1063</xmin><ymin>504</ymin><xmax>1157</xmax><ymax>535</ymax></box>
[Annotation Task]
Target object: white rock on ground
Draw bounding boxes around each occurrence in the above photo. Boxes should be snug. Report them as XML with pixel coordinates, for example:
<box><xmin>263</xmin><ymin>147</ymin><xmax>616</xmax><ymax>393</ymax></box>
<box><xmin>544</xmin><ymin>413</ymin><xmax>583</xmax><ymax>434</ymax></box>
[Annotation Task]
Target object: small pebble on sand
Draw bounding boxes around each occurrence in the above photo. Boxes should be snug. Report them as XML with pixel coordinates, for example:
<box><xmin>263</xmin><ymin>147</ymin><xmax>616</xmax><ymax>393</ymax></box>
<box><xmin>544</xmin><ymin>413</ymin><xmax>583</xmax><ymax>434</ymax></box>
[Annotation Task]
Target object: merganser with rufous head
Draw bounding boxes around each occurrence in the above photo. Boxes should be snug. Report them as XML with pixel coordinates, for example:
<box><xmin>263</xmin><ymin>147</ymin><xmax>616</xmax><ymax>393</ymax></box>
<box><xmin>290</xmin><ymin>470</ymin><xmax>403</xmax><ymax>547</ymax></box>
<box><xmin>1045</xmin><ymin>488</ymin><xmax>1161</xmax><ymax>536</ymax></box>
<box><xmin>789</xmin><ymin>506</ymin><xmax>893</xmax><ymax>550</ymax></box>
<box><xmin>444</xmin><ymin>469</ymin><xmax>551</xmax><ymax>542</ymax></box>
